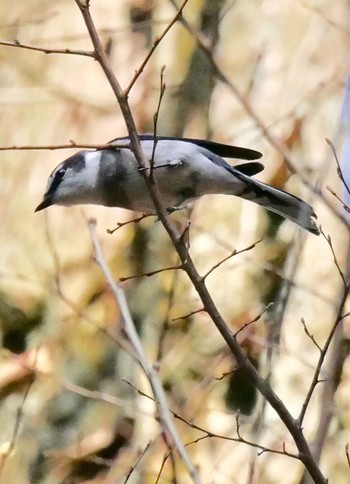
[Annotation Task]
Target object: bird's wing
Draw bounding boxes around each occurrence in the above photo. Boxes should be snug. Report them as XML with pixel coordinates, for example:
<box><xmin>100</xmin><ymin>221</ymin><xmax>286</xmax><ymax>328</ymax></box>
<box><xmin>108</xmin><ymin>135</ymin><xmax>262</xmax><ymax>161</ymax></box>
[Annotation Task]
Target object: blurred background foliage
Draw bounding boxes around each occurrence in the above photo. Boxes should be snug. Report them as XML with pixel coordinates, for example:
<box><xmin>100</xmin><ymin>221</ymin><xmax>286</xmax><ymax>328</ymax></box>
<box><xmin>0</xmin><ymin>0</ymin><xmax>349</xmax><ymax>482</ymax></box>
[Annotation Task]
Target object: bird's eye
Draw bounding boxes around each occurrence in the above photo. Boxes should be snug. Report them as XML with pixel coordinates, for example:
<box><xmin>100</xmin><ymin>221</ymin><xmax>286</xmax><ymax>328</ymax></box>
<box><xmin>57</xmin><ymin>168</ymin><xmax>66</xmax><ymax>178</ymax></box>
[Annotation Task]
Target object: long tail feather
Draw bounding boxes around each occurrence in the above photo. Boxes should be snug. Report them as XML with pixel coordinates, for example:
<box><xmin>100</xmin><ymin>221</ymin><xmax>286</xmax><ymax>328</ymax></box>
<box><xmin>234</xmin><ymin>173</ymin><xmax>319</xmax><ymax>235</ymax></box>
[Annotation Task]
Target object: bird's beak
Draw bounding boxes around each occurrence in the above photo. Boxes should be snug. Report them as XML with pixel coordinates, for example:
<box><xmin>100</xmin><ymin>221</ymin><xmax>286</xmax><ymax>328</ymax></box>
<box><xmin>35</xmin><ymin>195</ymin><xmax>53</xmax><ymax>212</ymax></box>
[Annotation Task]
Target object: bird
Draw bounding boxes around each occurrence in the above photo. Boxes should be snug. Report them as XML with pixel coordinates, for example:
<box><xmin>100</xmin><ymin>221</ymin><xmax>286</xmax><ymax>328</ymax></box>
<box><xmin>35</xmin><ymin>135</ymin><xmax>319</xmax><ymax>235</ymax></box>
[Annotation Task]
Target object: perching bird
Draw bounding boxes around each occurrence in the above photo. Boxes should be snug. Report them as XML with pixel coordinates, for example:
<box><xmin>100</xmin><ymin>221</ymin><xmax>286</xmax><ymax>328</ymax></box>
<box><xmin>35</xmin><ymin>135</ymin><xmax>319</xmax><ymax>235</ymax></box>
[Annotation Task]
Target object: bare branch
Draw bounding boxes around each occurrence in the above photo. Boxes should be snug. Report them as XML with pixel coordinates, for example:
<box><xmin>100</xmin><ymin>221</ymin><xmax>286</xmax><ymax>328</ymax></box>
<box><xmin>301</xmin><ymin>318</ymin><xmax>322</xmax><ymax>352</ymax></box>
<box><xmin>215</xmin><ymin>367</ymin><xmax>239</xmax><ymax>381</ymax></box>
<box><xmin>150</xmin><ymin>65</ymin><xmax>167</xmax><ymax>177</ymax></box>
<box><xmin>155</xmin><ymin>445</ymin><xmax>175</xmax><ymax>484</ymax></box>
<box><xmin>0</xmin><ymin>141</ymin><xmax>132</xmax><ymax>151</ymax></box>
<box><xmin>118</xmin><ymin>264</ymin><xmax>183</xmax><ymax>282</ymax></box>
<box><xmin>172</xmin><ymin>307</ymin><xmax>206</xmax><ymax>322</ymax></box>
<box><xmin>345</xmin><ymin>443</ymin><xmax>350</xmax><ymax>470</ymax></box>
<box><xmin>326</xmin><ymin>138</ymin><xmax>350</xmax><ymax>198</ymax></box>
<box><xmin>298</xmin><ymin>283</ymin><xmax>349</xmax><ymax>427</ymax></box>
<box><xmin>125</xmin><ymin>0</ymin><xmax>190</xmax><ymax>95</ymax></box>
<box><xmin>160</xmin><ymin>431</ymin><xmax>179</xmax><ymax>484</ymax></box>
<box><xmin>202</xmin><ymin>239</ymin><xmax>262</xmax><ymax>281</ymax></box>
<box><xmin>123</xmin><ymin>440</ymin><xmax>153</xmax><ymax>484</ymax></box>
<box><xmin>74</xmin><ymin>2</ymin><xmax>328</xmax><ymax>481</ymax></box>
<box><xmin>326</xmin><ymin>185</ymin><xmax>350</xmax><ymax>213</ymax></box>
<box><xmin>87</xmin><ymin>219</ymin><xmax>199</xmax><ymax>483</ymax></box>
<box><xmin>0</xmin><ymin>379</ymin><xmax>33</xmax><ymax>477</ymax></box>
<box><xmin>340</xmin><ymin>310</ymin><xmax>350</xmax><ymax>320</ymax></box>
<box><xmin>156</xmin><ymin>270</ymin><xmax>179</xmax><ymax>362</ymax></box>
<box><xmin>320</xmin><ymin>228</ymin><xmax>347</xmax><ymax>288</ymax></box>
<box><xmin>235</xmin><ymin>303</ymin><xmax>274</xmax><ymax>337</ymax></box>
<box><xmin>107</xmin><ymin>214</ymin><xmax>155</xmax><ymax>234</ymax></box>
<box><xmin>0</xmin><ymin>39</ymin><xmax>93</xmax><ymax>57</ymax></box>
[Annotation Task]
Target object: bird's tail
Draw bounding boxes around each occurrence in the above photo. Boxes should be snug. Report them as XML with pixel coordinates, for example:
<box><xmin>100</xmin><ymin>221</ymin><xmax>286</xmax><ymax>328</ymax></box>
<box><xmin>234</xmin><ymin>172</ymin><xmax>319</xmax><ymax>235</ymax></box>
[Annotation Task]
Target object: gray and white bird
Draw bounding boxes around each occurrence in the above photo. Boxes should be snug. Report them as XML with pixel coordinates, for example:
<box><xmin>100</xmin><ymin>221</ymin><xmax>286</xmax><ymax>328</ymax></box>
<box><xmin>35</xmin><ymin>135</ymin><xmax>319</xmax><ymax>235</ymax></box>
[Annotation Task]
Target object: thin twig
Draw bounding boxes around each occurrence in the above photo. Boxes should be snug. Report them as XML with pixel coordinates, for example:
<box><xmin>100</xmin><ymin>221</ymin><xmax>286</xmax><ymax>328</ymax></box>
<box><xmin>155</xmin><ymin>446</ymin><xmax>175</xmax><ymax>484</ymax></box>
<box><xmin>300</xmin><ymin>241</ymin><xmax>350</xmax><ymax>482</ymax></box>
<box><xmin>123</xmin><ymin>440</ymin><xmax>153</xmax><ymax>484</ymax></box>
<box><xmin>161</xmin><ymin>431</ymin><xmax>179</xmax><ymax>484</ymax></box>
<box><xmin>125</xmin><ymin>0</ymin><xmax>190</xmax><ymax>95</ymax></box>
<box><xmin>107</xmin><ymin>214</ymin><xmax>154</xmax><ymax>234</ymax></box>
<box><xmin>172</xmin><ymin>307</ymin><xmax>205</xmax><ymax>322</ymax></box>
<box><xmin>301</xmin><ymin>318</ymin><xmax>322</xmax><ymax>352</ymax></box>
<box><xmin>0</xmin><ymin>379</ymin><xmax>33</xmax><ymax>476</ymax></box>
<box><xmin>215</xmin><ymin>367</ymin><xmax>239</xmax><ymax>381</ymax></box>
<box><xmin>87</xmin><ymin>218</ymin><xmax>199</xmax><ymax>483</ymax></box>
<box><xmin>0</xmin><ymin>142</ymin><xmax>131</xmax><ymax>151</ymax></box>
<box><xmin>118</xmin><ymin>264</ymin><xmax>183</xmax><ymax>282</ymax></box>
<box><xmin>235</xmin><ymin>303</ymin><xmax>274</xmax><ymax>337</ymax></box>
<box><xmin>298</xmin><ymin>284</ymin><xmax>349</xmax><ymax>427</ymax></box>
<box><xmin>320</xmin><ymin>228</ymin><xmax>347</xmax><ymax>288</ymax></box>
<box><xmin>150</xmin><ymin>66</ymin><xmax>167</xmax><ymax>178</ymax></box>
<box><xmin>326</xmin><ymin>138</ymin><xmax>350</xmax><ymax>197</ymax></box>
<box><xmin>326</xmin><ymin>185</ymin><xmax>350</xmax><ymax>213</ymax></box>
<box><xmin>0</xmin><ymin>39</ymin><xmax>93</xmax><ymax>57</ymax></box>
<box><xmin>202</xmin><ymin>239</ymin><xmax>261</xmax><ymax>281</ymax></box>
<box><xmin>345</xmin><ymin>443</ymin><xmax>350</xmax><ymax>470</ymax></box>
<box><xmin>157</xmin><ymin>270</ymin><xmax>179</xmax><ymax>362</ymax></box>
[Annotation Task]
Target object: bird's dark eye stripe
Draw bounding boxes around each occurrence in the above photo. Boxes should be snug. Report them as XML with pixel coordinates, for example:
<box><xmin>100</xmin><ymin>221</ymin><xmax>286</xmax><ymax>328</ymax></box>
<box><xmin>46</xmin><ymin>167</ymin><xmax>66</xmax><ymax>195</ymax></box>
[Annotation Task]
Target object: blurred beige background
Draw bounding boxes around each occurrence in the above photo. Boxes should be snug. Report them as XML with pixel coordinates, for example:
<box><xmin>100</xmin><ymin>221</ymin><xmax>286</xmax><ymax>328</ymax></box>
<box><xmin>0</xmin><ymin>0</ymin><xmax>349</xmax><ymax>483</ymax></box>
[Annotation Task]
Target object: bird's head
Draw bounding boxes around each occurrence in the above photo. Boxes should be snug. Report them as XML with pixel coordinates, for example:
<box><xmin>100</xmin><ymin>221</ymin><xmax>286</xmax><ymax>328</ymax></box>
<box><xmin>35</xmin><ymin>151</ymin><xmax>102</xmax><ymax>212</ymax></box>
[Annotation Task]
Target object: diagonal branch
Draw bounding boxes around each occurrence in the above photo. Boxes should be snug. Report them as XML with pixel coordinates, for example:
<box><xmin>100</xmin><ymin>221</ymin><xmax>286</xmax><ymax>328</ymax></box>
<box><xmin>74</xmin><ymin>1</ymin><xmax>327</xmax><ymax>482</ymax></box>
<box><xmin>88</xmin><ymin>219</ymin><xmax>199</xmax><ymax>483</ymax></box>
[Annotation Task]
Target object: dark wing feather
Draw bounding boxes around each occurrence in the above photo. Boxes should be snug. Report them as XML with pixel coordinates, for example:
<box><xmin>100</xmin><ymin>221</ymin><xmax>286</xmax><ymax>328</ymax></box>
<box><xmin>234</xmin><ymin>162</ymin><xmax>264</xmax><ymax>176</ymax></box>
<box><xmin>109</xmin><ymin>135</ymin><xmax>262</xmax><ymax>161</ymax></box>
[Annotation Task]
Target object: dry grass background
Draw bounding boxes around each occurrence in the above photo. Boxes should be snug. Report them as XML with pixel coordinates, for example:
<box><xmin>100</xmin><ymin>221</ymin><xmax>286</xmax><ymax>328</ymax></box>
<box><xmin>0</xmin><ymin>0</ymin><xmax>349</xmax><ymax>483</ymax></box>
